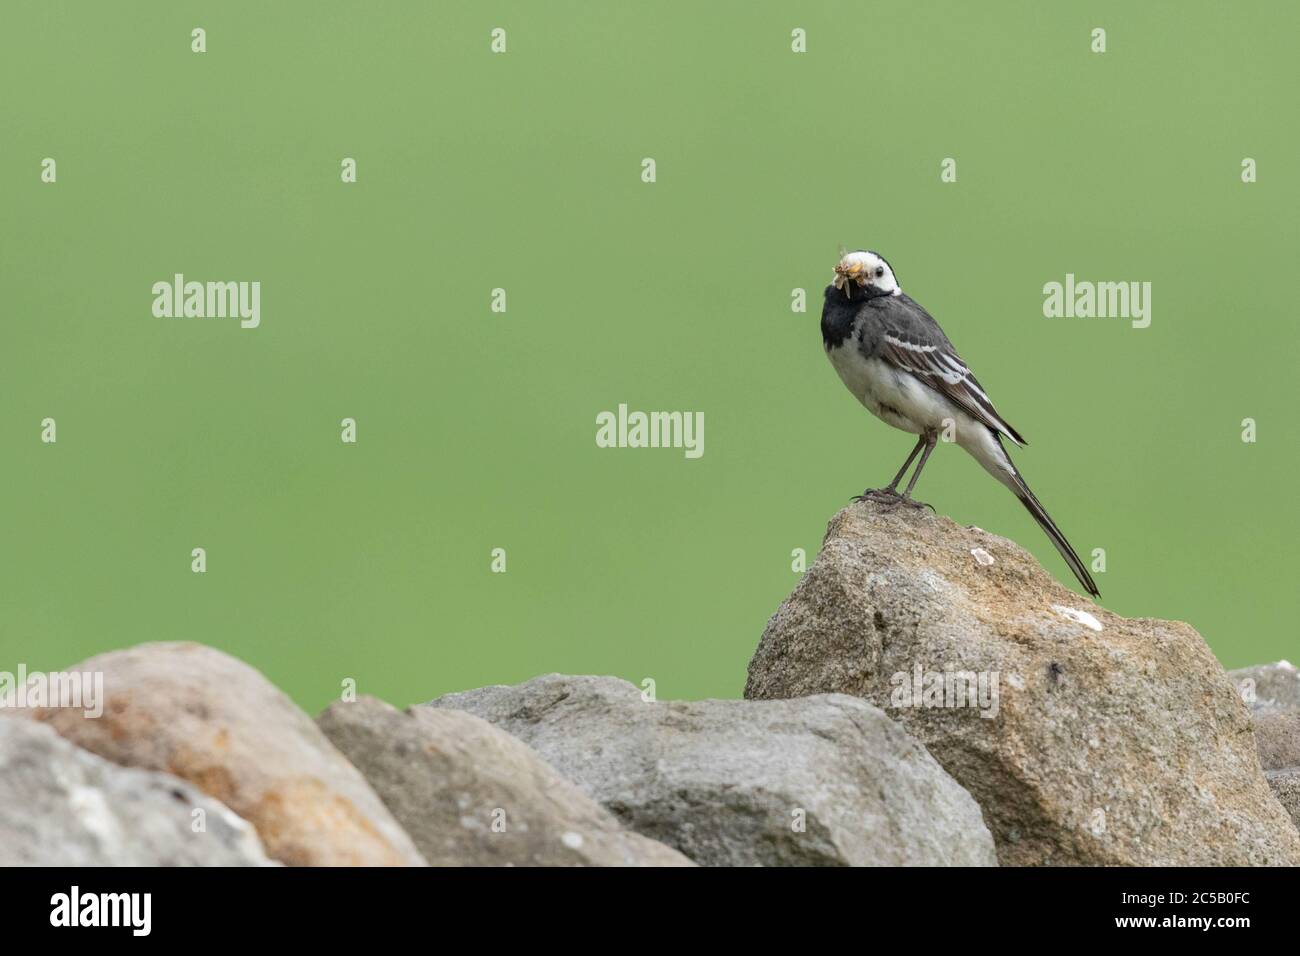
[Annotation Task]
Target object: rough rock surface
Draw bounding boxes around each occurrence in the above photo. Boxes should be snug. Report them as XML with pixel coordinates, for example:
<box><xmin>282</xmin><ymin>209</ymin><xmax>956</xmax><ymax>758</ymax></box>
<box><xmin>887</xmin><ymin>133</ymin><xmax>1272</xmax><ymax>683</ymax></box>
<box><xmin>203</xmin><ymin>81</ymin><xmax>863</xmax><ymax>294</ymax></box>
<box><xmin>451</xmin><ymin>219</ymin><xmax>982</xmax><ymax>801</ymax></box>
<box><xmin>1253</xmin><ymin>712</ymin><xmax>1300</xmax><ymax>771</ymax></box>
<box><xmin>318</xmin><ymin>696</ymin><xmax>692</xmax><ymax>866</ymax></box>
<box><xmin>1229</xmin><ymin>661</ymin><xmax>1300</xmax><ymax>715</ymax></box>
<box><xmin>1249</xmin><ymin>707</ymin><xmax>1300</xmax><ymax>831</ymax></box>
<box><xmin>0</xmin><ymin>717</ymin><xmax>272</xmax><ymax>866</ymax></box>
<box><xmin>744</xmin><ymin>501</ymin><xmax>1300</xmax><ymax>866</ymax></box>
<box><xmin>428</xmin><ymin>674</ymin><xmax>997</xmax><ymax>867</ymax></box>
<box><xmin>1266</xmin><ymin>770</ymin><xmax>1300</xmax><ymax>830</ymax></box>
<box><xmin>6</xmin><ymin>642</ymin><xmax>425</xmax><ymax>866</ymax></box>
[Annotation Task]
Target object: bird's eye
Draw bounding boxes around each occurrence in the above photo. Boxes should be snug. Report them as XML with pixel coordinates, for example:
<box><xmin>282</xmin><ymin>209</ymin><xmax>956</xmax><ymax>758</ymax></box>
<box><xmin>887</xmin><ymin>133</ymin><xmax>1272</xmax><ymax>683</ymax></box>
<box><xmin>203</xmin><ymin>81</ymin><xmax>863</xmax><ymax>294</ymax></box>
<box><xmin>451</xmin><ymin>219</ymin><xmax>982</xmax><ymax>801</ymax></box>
<box><xmin>875</xmin><ymin>267</ymin><xmax>884</xmax><ymax>278</ymax></box>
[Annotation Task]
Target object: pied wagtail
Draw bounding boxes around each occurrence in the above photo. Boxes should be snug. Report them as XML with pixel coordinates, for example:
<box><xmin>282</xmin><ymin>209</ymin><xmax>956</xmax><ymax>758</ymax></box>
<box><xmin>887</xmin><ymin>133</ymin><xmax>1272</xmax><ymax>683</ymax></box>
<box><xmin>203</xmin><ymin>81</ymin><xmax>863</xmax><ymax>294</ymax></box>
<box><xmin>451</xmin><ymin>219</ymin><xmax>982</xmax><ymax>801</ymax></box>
<box><xmin>821</xmin><ymin>250</ymin><xmax>1099</xmax><ymax>598</ymax></box>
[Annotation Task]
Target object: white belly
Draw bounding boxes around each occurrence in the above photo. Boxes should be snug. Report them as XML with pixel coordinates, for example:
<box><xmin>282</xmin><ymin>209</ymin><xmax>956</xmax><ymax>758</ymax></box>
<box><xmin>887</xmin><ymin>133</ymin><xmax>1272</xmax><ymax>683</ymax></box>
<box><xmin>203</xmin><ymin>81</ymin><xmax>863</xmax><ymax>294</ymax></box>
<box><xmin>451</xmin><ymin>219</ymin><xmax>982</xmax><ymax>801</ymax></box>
<box><xmin>826</xmin><ymin>342</ymin><xmax>951</xmax><ymax>435</ymax></box>
<box><xmin>825</xmin><ymin>339</ymin><xmax>1020</xmax><ymax>492</ymax></box>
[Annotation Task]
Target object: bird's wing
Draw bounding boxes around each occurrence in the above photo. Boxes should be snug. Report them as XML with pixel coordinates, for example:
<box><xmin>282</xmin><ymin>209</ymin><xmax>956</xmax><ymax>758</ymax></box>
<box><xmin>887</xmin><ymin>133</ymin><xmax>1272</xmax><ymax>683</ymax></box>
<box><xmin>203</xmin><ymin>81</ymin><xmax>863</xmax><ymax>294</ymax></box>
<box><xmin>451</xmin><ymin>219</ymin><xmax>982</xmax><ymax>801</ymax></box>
<box><xmin>869</xmin><ymin>295</ymin><xmax>1027</xmax><ymax>446</ymax></box>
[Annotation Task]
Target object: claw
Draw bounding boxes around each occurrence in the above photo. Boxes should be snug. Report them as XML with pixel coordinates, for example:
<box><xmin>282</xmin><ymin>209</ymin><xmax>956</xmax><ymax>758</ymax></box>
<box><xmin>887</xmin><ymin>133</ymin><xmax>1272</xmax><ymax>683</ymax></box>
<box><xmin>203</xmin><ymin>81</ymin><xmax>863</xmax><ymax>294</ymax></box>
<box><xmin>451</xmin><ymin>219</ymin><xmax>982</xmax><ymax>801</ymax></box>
<box><xmin>852</xmin><ymin>488</ymin><xmax>934</xmax><ymax>513</ymax></box>
<box><xmin>852</xmin><ymin>488</ymin><xmax>902</xmax><ymax>504</ymax></box>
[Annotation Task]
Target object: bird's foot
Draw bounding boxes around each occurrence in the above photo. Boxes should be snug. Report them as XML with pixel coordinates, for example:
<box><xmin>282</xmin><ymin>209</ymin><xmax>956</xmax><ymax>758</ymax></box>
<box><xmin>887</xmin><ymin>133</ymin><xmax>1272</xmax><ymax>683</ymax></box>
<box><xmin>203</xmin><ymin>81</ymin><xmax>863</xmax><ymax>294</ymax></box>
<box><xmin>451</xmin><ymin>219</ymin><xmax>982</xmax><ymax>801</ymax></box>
<box><xmin>852</xmin><ymin>488</ymin><xmax>934</xmax><ymax>512</ymax></box>
<box><xmin>852</xmin><ymin>487</ymin><xmax>902</xmax><ymax>504</ymax></box>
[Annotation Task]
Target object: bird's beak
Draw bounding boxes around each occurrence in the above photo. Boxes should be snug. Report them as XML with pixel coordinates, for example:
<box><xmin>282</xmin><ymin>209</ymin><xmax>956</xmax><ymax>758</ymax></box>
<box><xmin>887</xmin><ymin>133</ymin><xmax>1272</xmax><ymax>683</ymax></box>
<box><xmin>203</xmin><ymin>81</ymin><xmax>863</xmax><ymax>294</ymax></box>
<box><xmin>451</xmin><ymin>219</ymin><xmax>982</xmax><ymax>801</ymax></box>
<box><xmin>833</xmin><ymin>260</ymin><xmax>864</xmax><ymax>298</ymax></box>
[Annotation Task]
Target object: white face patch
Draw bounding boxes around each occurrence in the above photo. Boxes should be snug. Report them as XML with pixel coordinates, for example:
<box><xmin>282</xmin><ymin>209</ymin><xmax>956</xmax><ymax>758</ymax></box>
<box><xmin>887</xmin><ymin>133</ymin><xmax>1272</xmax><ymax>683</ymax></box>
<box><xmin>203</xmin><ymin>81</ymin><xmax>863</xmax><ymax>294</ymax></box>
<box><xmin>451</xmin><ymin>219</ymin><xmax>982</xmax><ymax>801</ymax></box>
<box><xmin>835</xmin><ymin>250</ymin><xmax>901</xmax><ymax>295</ymax></box>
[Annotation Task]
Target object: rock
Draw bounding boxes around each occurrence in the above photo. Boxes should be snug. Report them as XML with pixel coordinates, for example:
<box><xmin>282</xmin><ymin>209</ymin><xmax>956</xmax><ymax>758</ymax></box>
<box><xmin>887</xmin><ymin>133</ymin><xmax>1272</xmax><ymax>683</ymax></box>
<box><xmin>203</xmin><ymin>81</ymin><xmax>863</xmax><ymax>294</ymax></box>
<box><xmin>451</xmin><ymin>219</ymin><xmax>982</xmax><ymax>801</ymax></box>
<box><xmin>744</xmin><ymin>501</ymin><xmax>1300</xmax><ymax>866</ymax></box>
<box><xmin>318</xmin><ymin>696</ymin><xmax>692</xmax><ymax>866</ymax></box>
<box><xmin>1229</xmin><ymin>661</ymin><xmax>1300</xmax><ymax>715</ymax></box>
<box><xmin>5</xmin><ymin>642</ymin><xmax>425</xmax><ymax>866</ymax></box>
<box><xmin>428</xmin><ymin>674</ymin><xmax>997</xmax><ymax>867</ymax></box>
<box><xmin>1266</xmin><ymin>770</ymin><xmax>1300</xmax><ymax>831</ymax></box>
<box><xmin>0</xmin><ymin>717</ymin><xmax>272</xmax><ymax>866</ymax></box>
<box><xmin>1253</xmin><ymin>712</ymin><xmax>1300</xmax><ymax>771</ymax></box>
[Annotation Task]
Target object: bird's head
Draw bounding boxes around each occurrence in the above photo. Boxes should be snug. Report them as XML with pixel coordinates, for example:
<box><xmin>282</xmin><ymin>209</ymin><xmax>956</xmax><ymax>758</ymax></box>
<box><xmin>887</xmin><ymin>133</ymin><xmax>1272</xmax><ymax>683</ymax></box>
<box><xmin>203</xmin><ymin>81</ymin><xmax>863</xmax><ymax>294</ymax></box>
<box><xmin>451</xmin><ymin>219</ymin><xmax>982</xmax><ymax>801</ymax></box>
<box><xmin>833</xmin><ymin>250</ymin><xmax>900</xmax><ymax>299</ymax></box>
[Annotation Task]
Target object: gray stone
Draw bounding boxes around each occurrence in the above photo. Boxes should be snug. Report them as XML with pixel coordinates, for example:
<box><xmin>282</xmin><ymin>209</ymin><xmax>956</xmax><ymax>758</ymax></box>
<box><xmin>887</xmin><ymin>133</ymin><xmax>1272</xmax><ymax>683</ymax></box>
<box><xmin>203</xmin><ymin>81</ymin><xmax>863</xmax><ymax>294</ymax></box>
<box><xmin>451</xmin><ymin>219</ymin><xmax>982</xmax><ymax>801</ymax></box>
<box><xmin>0</xmin><ymin>718</ymin><xmax>272</xmax><ymax>866</ymax></box>
<box><xmin>4</xmin><ymin>642</ymin><xmax>425</xmax><ymax>866</ymax></box>
<box><xmin>1266</xmin><ymin>769</ymin><xmax>1300</xmax><ymax>832</ymax></box>
<box><xmin>318</xmin><ymin>696</ymin><xmax>692</xmax><ymax>866</ymax></box>
<box><xmin>1253</xmin><ymin>712</ymin><xmax>1300</xmax><ymax>771</ymax></box>
<box><xmin>428</xmin><ymin>674</ymin><xmax>997</xmax><ymax>867</ymax></box>
<box><xmin>745</xmin><ymin>500</ymin><xmax>1300</xmax><ymax>866</ymax></box>
<box><xmin>1229</xmin><ymin>661</ymin><xmax>1300</xmax><ymax>715</ymax></box>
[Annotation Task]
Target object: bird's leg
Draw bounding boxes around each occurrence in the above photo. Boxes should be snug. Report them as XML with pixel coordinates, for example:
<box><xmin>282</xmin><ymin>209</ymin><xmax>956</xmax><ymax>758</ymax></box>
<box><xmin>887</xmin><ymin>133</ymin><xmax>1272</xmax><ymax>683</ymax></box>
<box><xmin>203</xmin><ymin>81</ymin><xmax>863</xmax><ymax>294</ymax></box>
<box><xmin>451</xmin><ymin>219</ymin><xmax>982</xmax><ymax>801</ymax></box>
<box><xmin>896</xmin><ymin>431</ymin><xmax>939</xmax><ymax>509</ymax></box>
<box><xmin>886</xmin><ymin>437</ymin><xmax>927</xmax><ymax>492</ymax></box>
<box><xmin>853</xmin><ymin>436</ymin><xmax>926</xmax><ymax>503</ymax></box>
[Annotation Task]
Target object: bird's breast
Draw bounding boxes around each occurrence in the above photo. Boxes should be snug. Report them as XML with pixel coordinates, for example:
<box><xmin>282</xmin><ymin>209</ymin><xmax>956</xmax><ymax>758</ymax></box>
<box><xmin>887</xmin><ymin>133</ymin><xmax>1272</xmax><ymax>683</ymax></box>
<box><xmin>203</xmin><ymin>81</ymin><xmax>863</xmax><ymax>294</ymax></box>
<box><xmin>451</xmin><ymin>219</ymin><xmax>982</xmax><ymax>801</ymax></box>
<box><xmin>825</xmin><ymin>336</ymin><xmax>945</xmax><ymax>436</ymax></box>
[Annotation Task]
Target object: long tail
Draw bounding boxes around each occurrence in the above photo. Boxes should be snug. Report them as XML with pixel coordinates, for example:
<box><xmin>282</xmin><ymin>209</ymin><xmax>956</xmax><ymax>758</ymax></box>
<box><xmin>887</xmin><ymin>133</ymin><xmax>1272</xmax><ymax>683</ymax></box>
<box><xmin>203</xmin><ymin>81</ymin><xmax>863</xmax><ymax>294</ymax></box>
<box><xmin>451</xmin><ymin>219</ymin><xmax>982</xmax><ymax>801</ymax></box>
<box><xmin>976</xmin><ymin>435</ymin><xmax>1100</xmax><ymax>598</ymax></box>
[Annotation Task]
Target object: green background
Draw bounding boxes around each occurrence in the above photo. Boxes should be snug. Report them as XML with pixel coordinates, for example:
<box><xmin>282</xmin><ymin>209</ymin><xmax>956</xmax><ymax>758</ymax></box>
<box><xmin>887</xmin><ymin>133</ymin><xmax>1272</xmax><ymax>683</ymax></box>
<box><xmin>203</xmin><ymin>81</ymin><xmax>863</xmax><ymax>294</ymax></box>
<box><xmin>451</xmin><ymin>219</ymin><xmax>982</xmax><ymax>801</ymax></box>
<box><xmin>3</xmin><ymin>2</ymin><xmax>1296</xmax><ymax>713</ymax></box>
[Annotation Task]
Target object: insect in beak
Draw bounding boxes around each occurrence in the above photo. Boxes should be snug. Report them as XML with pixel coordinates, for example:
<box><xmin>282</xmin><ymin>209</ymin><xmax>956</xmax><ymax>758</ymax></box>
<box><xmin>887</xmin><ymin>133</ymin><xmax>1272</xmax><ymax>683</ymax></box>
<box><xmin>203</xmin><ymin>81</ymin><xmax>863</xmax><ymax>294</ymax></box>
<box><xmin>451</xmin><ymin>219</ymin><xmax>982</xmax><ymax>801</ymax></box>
<box><xmin>834</xmin><ymin>261</ymin><xmax>863</xmax><ymax>299</ymax></box>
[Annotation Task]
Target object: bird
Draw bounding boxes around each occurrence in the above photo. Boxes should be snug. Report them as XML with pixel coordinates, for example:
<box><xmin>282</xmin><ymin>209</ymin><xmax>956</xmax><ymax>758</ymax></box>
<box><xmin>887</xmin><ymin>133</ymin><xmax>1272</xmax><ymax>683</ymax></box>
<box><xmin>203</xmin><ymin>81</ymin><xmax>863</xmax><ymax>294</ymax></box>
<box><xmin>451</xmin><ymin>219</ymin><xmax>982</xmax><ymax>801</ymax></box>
<box><xmin>820</xmin><ymin>249</ymin><xmax>1099</xmax><ymax>598</ymax></box>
